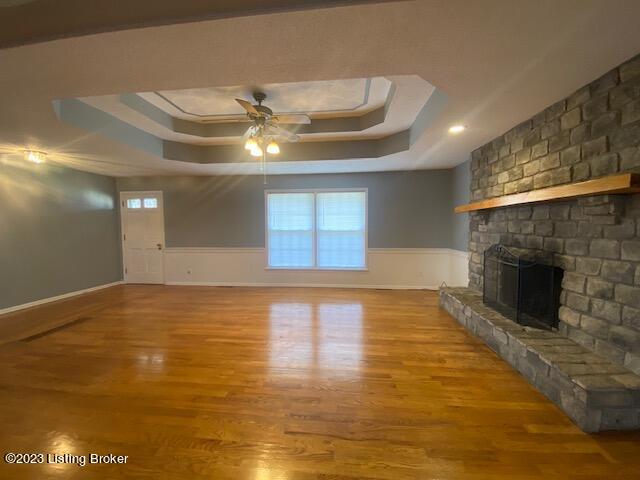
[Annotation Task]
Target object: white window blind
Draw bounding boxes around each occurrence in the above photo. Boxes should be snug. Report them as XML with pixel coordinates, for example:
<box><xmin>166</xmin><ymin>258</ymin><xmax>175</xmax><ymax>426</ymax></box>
<box><xmin>267</xmin><ymin>190</ymin><xmax>367</xmax><ymax>270</ymax></box>
<box><xmin>316</xmin><ymin>191</ymin><xmax>366</xmax><ymax>269</ymax></box>
<box><xmin>267</xmin><ymin>193</ymin><xmax>314</xmax><ymax>268</ymax></box>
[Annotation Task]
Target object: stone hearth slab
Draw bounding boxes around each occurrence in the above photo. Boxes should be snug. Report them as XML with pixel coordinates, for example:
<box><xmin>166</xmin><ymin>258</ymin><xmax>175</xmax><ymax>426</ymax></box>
<box><xmin>440</xmin><ymin>287</ymin><xmax>640</xmax><ymax>432</ymax></box>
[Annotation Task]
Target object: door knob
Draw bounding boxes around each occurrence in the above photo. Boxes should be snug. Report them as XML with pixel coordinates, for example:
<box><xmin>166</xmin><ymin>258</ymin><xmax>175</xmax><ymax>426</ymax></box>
<box><xmin>157</xmin><ymin>243</ymin><xmax>163</xmax><ymax>250</ymax></box>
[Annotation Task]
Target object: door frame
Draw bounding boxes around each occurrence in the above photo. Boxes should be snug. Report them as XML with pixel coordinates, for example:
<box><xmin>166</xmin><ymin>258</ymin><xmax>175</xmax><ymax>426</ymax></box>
<box><xmin>119</xmin><ymin>190</ymin><xmax>166</xmax><ymax>285</ymax></box>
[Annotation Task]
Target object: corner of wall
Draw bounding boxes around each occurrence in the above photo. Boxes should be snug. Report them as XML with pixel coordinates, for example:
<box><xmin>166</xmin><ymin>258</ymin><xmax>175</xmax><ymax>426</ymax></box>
<box><xmin>451</xmin><ymin>158</ymin><xmax>471</xmax><ymax>253</ymax></box>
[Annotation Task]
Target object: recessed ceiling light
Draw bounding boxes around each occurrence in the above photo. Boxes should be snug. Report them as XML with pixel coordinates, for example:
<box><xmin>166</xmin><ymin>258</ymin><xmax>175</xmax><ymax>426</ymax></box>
<box><xmin>24</xmin><ymin>150</ymin><xmax>47</xmax><ymax>164</ymax></box>
<box><xmin>449</xmin><ymin>125</ymin><xmax>466</xmax><ymax>134</ymax></box>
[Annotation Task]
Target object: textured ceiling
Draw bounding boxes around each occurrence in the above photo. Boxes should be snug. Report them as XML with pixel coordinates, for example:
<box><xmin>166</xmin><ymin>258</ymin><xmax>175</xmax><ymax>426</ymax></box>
<box><xmin>154</xmin><ymin>78</ymin><xmax>377</xmax><ymax>118</ymax></box>
<box><xmin>0</xmin><ymin>0</ymin><xmax>39</xmax><ymax>7</ymax></box>
<box><xmin>0</xmin><ymin>0</ymin><xmax>392</xmax><ymax>48</ymax></box>
<box><xmin>1</xmin><ymin>1</ymin><xmax>639</xmax><ymax>177</ymax></box>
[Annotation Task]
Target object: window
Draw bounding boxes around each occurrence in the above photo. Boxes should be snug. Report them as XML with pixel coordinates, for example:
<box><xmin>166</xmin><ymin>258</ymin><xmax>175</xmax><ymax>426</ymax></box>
<box><xmin>127</xmin><ymin>198</ymin><xmax>141</xmax><ymax>209</ymax></box>
<box><xmin>266</xmin><ymin>190</ymin><xmax>367</xmax><ymax>270</ymax></box>
<box><xmin>126</xmin><ymin>197</ymin><xmax>159</xmax><ymax>209</ymax></box>
<box><xmin>143</xmin><ymin>198</ymin><xmax>158</xmax><ymax>209</ymax></box>
<box><xmin>316</xmin><ymin>192</ymin><xmax>366</xmax><ymax>269</ymax></box>
<box><xmin>267</xmin><ymin>193</ymin><xmax>314</xmax><ymax>268</ymax></box>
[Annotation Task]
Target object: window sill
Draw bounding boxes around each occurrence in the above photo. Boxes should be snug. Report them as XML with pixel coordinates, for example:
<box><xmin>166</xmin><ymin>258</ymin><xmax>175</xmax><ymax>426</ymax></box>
<box><xmin>265</xmin><ymin>267</ymin><xmax>369</xmax><ymax>272</ymax></box>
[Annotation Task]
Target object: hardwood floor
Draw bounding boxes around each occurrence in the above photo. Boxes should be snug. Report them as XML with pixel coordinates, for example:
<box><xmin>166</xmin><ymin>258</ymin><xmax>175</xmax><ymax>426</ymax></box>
<box><xmin>1</xmin><ymin>285</ymin><xmax>639</xmax><ymax>479</ymax></box>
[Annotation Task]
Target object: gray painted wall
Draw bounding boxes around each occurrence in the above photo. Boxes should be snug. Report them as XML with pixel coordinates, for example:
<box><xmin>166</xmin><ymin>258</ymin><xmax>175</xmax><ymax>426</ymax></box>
<box><xmin>0</xmin><ymin>160</ymin><xmax>122</xmax><ymax>310</ymax></box>
<box><xmin>117</xmin><ymin>170</ymin><xmax>456</xmax><ymax>249</ymax></box>
<box><xmin>451</xmin><ymin>160</ymin><xmax>470</xmax><ymax>251</ymax></box>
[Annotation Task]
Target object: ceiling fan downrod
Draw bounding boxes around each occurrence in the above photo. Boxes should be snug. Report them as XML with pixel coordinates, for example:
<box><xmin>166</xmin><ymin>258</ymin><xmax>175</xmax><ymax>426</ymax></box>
<box><xmin>253</xmin><ymin>91</ymin><xmax>267</xmax><ymax>106</ymax></box>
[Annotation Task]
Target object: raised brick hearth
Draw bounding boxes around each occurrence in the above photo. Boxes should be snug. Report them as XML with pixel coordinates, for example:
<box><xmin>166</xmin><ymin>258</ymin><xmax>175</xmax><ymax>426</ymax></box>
<box><xmin>440</xmin><ymin>288</ymin><xmax>640</xmax><ymax>431</ymax></box>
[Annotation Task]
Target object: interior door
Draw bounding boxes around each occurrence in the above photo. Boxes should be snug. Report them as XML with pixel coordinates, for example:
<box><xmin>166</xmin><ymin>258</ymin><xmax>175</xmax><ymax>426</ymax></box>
<box><xmin>120</xmin><ymin>191</ymin><xmax>165</xmax><ymax>284</ymax></box>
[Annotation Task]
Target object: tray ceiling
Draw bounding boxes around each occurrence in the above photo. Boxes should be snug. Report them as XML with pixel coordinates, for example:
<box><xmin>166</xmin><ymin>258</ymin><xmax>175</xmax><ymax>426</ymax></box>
<box><xmin>58</xmin><ymin>75</ymin><xmax>436</xmax><ymax>163</ymax></box>
<box><xmin>149</xmin><ymin>77</ymin><xmax>386</xmax><ymax>121</ymax></box>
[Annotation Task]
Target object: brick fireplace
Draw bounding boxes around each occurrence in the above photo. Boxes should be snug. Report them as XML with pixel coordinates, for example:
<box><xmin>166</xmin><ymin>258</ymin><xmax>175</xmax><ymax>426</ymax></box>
<box><xmin>469</xmin><ymin>54</ymin><xmax>640</xmax><ymax>373</ymax></box>
<box><xmin>441</xmin><ymin>53</ymin><xmax>640</xmax><ymax>431</ymax></box>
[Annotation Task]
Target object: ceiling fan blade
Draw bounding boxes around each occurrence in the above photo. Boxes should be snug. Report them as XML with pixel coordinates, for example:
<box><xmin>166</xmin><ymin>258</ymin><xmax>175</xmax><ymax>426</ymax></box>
<box><xmin>235</xmin><ymin>98</ymin><xmax>259</xmax><ymax>115</ymax></box>
<box><xmin>273</xmin><ymin>114</ymin><xmax>311</xmax><ymax>125</ymax></box>
<box><xmin>267</xmin><ymin>125</ymin><xmax>300</xmax><ymax>143</ymax></box>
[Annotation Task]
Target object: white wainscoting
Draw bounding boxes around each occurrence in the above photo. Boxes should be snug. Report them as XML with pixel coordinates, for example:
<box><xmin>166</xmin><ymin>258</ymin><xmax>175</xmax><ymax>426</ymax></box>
<box><xmin>449</xmin><ymin>249</ymin><xmax>470</xmax><ymax>288</ymax></box>
<box><xmin>164</xmin><ymin>248</ymin><xmax>469</xmax><ymax>290</ymax></box>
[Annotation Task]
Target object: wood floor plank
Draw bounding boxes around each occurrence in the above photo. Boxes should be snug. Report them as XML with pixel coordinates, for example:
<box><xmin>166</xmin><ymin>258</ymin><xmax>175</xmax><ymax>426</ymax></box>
<box><xmin>0</xmin><ymin>285</ymin><xmax>639</xmax><ymax>479</ymax></box>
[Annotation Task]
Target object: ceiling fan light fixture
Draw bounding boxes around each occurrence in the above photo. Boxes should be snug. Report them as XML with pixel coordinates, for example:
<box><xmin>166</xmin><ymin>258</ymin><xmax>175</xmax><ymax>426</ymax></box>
<box><xmin>266</xmin><ymin>141</ymin><xmax>280</xmax><ymax>155</ymax></box>
<box><xmin>244</xmin><ymin>137</ymin><xmax>258</xmax><ymax>151</ymax></box>
<box><xmin>24</xmin><ymin>150</ymin><xmax>47</xmax><ymax>164</ymax></box>
<box><xmin>250</xmin><ymin>145</ymin><xmax>263</xmax><ymax>157</ymax></box>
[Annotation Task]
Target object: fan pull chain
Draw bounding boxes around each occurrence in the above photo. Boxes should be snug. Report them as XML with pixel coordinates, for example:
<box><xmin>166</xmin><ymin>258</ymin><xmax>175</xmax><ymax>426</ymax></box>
<box><xmin>262</xmin><ymin>151</ymin><xmax>267</xmax><ymax>184</ymax></box>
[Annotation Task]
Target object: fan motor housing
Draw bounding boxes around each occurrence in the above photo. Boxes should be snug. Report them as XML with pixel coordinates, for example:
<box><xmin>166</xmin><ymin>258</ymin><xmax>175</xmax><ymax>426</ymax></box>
<box><xmin>254</xmin><ymin>105</ymin><xmax>273</xmax><ymax>116</ymax></box>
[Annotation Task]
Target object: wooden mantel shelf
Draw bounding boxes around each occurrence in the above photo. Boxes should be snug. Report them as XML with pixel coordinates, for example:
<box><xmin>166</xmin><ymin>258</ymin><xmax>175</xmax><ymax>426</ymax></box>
<box><xmin>455</xmin><ymin>173</ymin><xmax>640</xmax><ymax>213</ymax></box>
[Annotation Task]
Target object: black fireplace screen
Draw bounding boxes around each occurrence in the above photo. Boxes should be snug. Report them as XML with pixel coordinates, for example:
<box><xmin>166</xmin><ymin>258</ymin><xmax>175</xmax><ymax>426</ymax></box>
<box><xmin>483</xmin><ymin>245</ymin><xmax>563</xmax><ymax>330</ymax></box>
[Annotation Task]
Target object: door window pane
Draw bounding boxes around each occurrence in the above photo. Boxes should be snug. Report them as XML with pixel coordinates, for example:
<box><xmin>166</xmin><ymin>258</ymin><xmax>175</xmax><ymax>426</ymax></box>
<box><xmin>127</xmin><ymin>198</ymin><xmax>141</xmax><ymax>209</ymax></box>
<box><xmin>143</xmin><ymin>198</ymin><xmax>158</xmax><ymax>209</ymax></box>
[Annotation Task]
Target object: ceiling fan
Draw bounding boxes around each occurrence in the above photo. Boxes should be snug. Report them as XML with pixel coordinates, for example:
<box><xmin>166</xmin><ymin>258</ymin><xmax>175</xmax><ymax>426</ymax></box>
<box><xmin>235</xmin><ymin>91</ymin><xmax>311</xmax><ymax>158</ymax></box>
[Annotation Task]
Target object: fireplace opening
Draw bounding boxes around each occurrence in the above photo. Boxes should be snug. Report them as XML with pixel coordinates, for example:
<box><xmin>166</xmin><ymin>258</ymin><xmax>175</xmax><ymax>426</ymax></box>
<box><xmin>483</xmin><ymin>244</ymin><xmax>563</xmax><ymax>330</ymax></box>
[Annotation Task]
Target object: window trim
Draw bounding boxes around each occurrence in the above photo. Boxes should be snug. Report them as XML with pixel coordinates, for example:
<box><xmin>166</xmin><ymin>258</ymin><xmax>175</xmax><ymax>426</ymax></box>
<box><xmin>264</xmin><ymin>188</ymin><xmax>369</xmax><ymax>271</ymax></box>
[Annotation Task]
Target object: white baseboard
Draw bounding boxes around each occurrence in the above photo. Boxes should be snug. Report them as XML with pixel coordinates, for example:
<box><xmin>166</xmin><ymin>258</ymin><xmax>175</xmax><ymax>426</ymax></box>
<box><xmin>165</xmin><ymin>281</ymin><xmax>441</xmax><ymax>290</ymax></box>
<box><xmin>163</xmin><ymin>247</ymin><xmax>468</xmax><ymax>290</ymax></box>
<box><xmin>0</xmin><ymin>281</ymin><xmax>124</xmax><ymax>316</ymax></box>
